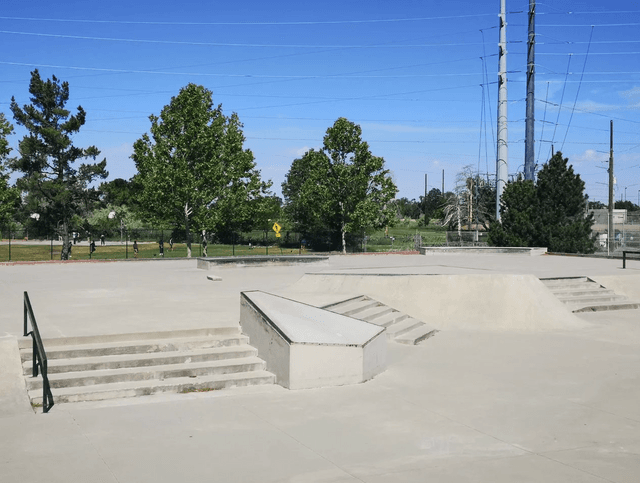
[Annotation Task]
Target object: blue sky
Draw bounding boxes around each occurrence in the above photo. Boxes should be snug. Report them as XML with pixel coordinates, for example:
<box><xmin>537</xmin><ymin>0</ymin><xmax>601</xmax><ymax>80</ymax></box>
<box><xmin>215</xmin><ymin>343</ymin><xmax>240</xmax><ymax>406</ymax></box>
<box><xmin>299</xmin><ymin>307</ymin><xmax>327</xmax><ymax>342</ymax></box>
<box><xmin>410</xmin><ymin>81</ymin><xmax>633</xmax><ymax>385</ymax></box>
<box><xmin>1</xmin><ymin>1</ymin><xmax>639</xmax><ymax>205</ymax></box>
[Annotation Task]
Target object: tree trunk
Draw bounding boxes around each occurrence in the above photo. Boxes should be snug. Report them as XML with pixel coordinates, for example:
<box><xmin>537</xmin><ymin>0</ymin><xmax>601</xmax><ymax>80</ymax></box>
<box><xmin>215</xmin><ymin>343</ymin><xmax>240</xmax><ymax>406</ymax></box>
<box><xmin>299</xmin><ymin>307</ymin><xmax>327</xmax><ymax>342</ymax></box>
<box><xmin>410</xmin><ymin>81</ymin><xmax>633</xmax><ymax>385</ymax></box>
<box><xmin>340</xmin><ymin>202</ymin><xmax>347</xmax><ymax>254</ymax></box>
<box><xmin>60</xmin><ymin>220</ymin><xmax>70</xmax><ymax>260</ymax></box>
<box><xmin>184</xmin><ymin>203</ymin><xmax>192</xmax><ymax>258</ymax></box>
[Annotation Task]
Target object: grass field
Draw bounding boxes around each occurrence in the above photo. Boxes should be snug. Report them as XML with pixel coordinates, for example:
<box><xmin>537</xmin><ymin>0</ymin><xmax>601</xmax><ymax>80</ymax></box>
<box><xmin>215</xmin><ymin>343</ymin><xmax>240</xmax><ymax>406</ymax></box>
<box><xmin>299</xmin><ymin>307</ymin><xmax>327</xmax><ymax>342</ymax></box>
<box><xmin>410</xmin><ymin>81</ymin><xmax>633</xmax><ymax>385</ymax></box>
<box><xmin>0</xmin><ymin>221</ymin><xmax>446</xmax><ymax>262</ymax></box>
<box><xmin>0</xmin><ymin>242</ymin><xmax>306</xmax><ymax>262</ymax></box>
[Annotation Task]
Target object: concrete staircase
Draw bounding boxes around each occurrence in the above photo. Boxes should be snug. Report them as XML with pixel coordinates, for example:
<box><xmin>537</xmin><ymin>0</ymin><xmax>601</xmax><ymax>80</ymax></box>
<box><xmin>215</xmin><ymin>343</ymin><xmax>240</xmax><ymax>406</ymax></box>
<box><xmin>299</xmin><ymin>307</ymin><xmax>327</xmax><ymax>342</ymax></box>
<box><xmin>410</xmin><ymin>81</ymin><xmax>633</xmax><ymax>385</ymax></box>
<box><xmin>540</xmin><ymin>277</ymin><xmax>640</xmax><ymax>313</ymax></box>
<box><xmin>19</xmin><ymin>328</ymin><xmax>275</xmax><ymax>406</ymax></box>
<box><xmin>321</xmin><ymin>295</ymin><xmax>438</xmax><ymax>345</ymax></box>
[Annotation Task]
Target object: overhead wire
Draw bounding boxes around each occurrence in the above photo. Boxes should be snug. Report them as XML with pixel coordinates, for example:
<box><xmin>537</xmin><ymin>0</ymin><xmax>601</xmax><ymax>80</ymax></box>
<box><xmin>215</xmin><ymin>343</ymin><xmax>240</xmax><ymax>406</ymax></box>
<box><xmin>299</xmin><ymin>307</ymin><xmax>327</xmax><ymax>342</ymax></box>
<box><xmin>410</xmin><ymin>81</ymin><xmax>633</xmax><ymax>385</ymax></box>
<box><xmin>560</xmin><ymin>26</ymin><xmax>594</xmax><ymax>151</ymax></box>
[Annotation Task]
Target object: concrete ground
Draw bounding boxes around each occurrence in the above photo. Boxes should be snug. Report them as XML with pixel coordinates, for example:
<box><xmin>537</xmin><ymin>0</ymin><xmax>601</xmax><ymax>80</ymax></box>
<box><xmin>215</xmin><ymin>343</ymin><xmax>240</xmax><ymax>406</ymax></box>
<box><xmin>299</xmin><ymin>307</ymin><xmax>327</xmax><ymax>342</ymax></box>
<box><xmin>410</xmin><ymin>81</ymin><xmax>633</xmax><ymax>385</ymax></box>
<box><xmin>1</xmin><ymin>253</ymin><xmax>640</xmax><ymax>482</ymax></box>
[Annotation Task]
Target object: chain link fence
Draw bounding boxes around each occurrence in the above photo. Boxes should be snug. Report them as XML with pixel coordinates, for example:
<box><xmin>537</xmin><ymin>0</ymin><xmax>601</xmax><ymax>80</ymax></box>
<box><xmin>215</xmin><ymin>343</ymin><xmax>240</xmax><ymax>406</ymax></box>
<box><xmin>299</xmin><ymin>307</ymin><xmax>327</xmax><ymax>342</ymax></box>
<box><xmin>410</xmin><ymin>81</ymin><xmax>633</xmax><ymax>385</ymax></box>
<box><xmin>591</xmin><ymin>209</ymin><xmax>640</xmax><ymax>255</ymax></box>
<box><xmin>1</xmin><ymin>225</ymin><xmax>456</xmax><ymax>262</ymax></box>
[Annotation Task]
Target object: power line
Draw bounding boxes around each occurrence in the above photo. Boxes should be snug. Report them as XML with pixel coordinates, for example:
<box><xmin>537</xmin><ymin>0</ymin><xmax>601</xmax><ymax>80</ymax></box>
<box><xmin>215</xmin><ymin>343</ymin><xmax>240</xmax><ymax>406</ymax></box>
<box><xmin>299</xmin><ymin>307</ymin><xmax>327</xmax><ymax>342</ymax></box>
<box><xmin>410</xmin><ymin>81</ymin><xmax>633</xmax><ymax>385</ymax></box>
<box><xmin>0</xmin><ymin>30</ymin><xmax>489</xmax><ymax>48</ymax></box>
<box><xmin>0</xmin><ymin>13</ymin><xmax>497</xmax><ymax>26</ymax></box>
<box><xmin>560</xmin><ymin>26</ymin><xmax>594</xmax><ymax>151</ymax></box>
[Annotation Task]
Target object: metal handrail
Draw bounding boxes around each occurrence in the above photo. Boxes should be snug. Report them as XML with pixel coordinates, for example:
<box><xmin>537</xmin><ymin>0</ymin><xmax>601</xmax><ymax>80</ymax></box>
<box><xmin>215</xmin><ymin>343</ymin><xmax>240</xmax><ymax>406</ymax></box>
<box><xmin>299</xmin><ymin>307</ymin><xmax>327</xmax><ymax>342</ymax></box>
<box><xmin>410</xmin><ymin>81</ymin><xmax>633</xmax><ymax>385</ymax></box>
<box><xmin>23</xmin><ymin>292</ymin><xmax>54</xmax><ymax>413</ymax></box>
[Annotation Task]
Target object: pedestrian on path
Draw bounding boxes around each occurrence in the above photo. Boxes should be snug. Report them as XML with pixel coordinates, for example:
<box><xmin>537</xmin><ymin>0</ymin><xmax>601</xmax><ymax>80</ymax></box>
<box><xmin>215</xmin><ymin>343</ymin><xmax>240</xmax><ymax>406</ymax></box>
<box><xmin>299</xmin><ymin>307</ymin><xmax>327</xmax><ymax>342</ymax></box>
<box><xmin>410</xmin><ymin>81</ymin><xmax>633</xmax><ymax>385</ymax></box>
<box><xmin>133</xmin><ymin>240</ymin><xmax>139</xmax><ymax>258</ymax></box>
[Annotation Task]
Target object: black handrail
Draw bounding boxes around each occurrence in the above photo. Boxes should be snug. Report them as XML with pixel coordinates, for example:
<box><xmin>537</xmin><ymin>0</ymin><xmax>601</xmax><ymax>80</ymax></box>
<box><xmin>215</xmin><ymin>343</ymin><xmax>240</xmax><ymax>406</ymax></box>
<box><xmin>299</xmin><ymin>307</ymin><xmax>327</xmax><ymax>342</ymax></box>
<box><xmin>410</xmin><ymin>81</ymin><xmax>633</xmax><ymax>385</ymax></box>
<box><xmin>23</xmin><ymin>292</ymin><xmax>54</xmax><ymax>413</ymax></box>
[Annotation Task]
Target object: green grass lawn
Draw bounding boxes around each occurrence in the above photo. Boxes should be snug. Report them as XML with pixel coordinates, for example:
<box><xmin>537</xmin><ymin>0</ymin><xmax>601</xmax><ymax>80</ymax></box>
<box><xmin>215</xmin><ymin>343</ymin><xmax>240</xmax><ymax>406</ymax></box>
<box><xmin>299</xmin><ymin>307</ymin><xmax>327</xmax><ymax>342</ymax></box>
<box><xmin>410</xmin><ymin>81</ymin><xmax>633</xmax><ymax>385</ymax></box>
<box><xmin>0</xmin><ymin>242</ymin><xmax>306</xmax><ymax>262</ymax></box>
<box><xmin>364</xmin><ymin>221</ymin><xmax>447</xmax><ymax>252</ymax></box>
<box><xmin>0</xmin><ymin>221</ymin><xmax>445</xmax><ymax>261</ymax></box>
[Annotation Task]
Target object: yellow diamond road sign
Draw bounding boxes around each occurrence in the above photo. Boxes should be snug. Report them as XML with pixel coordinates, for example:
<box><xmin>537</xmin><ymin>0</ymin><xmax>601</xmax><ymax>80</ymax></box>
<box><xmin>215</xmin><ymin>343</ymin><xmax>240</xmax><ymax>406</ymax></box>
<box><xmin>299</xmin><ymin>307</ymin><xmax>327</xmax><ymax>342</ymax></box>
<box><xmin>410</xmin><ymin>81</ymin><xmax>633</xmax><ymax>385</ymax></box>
<box><xmin>272</xmin><ymin>222</ymin><xmax>282</xmax><ymax>234</ymax></box>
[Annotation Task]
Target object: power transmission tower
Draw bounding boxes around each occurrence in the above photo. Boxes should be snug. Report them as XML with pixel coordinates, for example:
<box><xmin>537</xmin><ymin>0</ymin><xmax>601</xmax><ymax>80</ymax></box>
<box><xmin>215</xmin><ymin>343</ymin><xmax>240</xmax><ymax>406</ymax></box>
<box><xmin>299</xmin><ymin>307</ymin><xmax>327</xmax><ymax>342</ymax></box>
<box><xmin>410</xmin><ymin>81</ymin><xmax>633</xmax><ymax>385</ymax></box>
<box><xmin>496</xmin><ymin>0</ymin><xmax>509</xmax><ymax>220</ymax></box>
<box><xmin>608</xmin><ymin>121</ymin><xmax>614</xmax><ymax>253</ymax></box>
<box><xmin>525</xmin><ymin>0</ymin><xmax>536</xmax><ymax>180</ymax></box>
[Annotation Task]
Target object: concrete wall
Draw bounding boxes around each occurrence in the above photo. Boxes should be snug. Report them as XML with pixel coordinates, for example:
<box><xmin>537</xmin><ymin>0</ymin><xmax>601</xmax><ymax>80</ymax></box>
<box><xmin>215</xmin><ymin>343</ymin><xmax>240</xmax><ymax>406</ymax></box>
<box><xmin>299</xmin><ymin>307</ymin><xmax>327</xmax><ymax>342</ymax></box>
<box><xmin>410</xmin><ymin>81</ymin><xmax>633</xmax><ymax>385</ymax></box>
<box><xmin>288</xmin><ymin>274</ymin><xmax>586</xmax><ymax>332</ymax></box>
<box><xmin>590</xmin><ymin>274</ymin><xmax>640</xmax><ymax>301</ymax></box>
<box><xmin>240</xmin><ymin>296</ymin><xmax>291</xmax><ymax>387</ymax></box>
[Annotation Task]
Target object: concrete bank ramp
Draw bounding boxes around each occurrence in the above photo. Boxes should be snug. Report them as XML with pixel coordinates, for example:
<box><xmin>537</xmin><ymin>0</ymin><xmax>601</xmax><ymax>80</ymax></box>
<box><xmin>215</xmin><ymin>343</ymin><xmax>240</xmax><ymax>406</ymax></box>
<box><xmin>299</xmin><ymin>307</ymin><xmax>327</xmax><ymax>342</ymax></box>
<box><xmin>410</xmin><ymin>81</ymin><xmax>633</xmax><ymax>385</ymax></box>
<box><xmin>240</xmin><ymin>291</ymin><xmax>386</xmax><ymax>389</ymax></box>
<box><xmin>287</xmin><ymin>273</ymin><xmax>587</xmax><ymax>332</ymax></box>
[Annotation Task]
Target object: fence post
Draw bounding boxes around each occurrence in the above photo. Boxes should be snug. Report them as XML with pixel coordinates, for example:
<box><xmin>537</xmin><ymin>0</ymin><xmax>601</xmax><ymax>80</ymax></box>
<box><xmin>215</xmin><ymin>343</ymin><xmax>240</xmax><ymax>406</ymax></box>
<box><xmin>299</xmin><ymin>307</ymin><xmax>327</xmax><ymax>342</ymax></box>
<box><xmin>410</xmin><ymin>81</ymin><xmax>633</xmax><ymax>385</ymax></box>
<box><xmin>125</xmin><ymin>235</ymin><xmax>128</xmax><ymax>259</ymax></box>
<box><xmin>50</xmin><ymin>235</ymin><xmax>53</xmax><ymax>260</ymax></box>
<box><xmin>8</xmin><ymin>229</ymin><xmax>10</xmax><ymax>261</ymax></box>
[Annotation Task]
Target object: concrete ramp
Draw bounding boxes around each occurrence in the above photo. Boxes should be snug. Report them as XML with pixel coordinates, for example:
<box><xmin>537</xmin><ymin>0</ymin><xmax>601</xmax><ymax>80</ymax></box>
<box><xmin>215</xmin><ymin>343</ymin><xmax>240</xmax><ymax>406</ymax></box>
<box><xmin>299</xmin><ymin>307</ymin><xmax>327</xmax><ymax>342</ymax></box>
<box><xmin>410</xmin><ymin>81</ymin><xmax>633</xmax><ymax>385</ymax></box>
<box><xmin>240</xmin><ymin>291</ymin><xmax>386</xmax><ymax>389</ymax></box>
<box><xmin>287</xmin><ymin>273</ymin><xmax>587</xmax><ymax>332</ymax></box>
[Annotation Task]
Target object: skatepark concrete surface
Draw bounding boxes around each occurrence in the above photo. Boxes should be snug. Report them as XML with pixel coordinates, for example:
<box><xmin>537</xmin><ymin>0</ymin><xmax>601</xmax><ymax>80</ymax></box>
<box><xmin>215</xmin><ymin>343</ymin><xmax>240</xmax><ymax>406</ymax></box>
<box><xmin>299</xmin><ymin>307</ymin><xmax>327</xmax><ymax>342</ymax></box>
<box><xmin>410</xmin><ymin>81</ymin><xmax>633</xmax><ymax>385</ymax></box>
<box><xmin>1</xmin><ymin>252</ymin><xmax>640</xmax><ymax>482</ymax></box>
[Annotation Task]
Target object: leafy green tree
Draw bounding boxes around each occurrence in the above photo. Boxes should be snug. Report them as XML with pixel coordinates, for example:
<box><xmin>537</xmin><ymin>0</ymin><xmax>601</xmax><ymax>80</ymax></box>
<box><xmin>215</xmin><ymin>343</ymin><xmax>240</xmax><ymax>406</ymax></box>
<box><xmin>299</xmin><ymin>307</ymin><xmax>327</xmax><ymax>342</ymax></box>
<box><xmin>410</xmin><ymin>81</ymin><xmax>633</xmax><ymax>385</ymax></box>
<box><xmin>100</xmin><ymin>178</ymin><xmax>141</xmax><ymax>209</ymax></box>
<box><xmin>0</xmin><ymin>113</ymin><xmax>20</xmax><ymax>227</ymax></box>
<box><xmin>391</xmin><ymin>197</ymin><xmax>421</xmax><ymax>220</ymax></box>
<box><xmin>488</xmin><ymin>153</ymin><xmax>595</xmax><ymax>253</ymax></box>
<box><xmin>419</xmin><ymin>188</ymin><xmax>444</xmax><ymax>223</ymax></box>
<box><xmin>615</xmin><ymin>200</ymin><xmax>638</xmax><ymax>212</ymax></box>
<box><xmin>282</xmin><ymin>118</ymin><xmax>397</xmax><ymax>253</ymax></box>
<box><xmin>10</xmin><ymin>70</ymin><xmax>107</xmax><ymax>258</ymax></box>
<box><xmin>132</xmin><ymin>83</ymin><xmax>271</xmax><ymax>257</ymax></box>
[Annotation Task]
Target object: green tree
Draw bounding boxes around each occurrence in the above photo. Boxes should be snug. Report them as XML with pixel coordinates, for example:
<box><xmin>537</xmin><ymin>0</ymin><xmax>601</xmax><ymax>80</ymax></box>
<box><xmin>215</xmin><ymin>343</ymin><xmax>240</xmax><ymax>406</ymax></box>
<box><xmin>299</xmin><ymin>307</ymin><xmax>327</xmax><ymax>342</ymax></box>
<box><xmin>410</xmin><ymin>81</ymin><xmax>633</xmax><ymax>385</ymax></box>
<box><xmin>615</xmin><ymin>200</ymin><xmax>638</xmax><ymax>212</ymax></box>
<box><xmin>132</xmin><ymin>83</ymin><xmax>271</xmax><ymax>257</ymax></box>
<box><xmin>486</xmin><ymin>177</ymin><xmax>536</xmax><ymax>247</ymax></box>
<box><xmin>282</xmin><ymin>118</ymin><xmax>397</xmax><ymax>253</ymax></box>
<box><xmin>100</xmin><ymin>178</ymin><xmax>141</xmax><ymax>209</ymax></box>
<box><xmin>10</xmin><ymin>70</ymin><xmax>107</xmax><ymax>258</ymax></box>
<box><xmin>0</xmin><ymin>113</ymin><xmax>20</xmax><ymax>227</ymax></box>
<box><xmin>419</xmin><ymin>188</ymin><xmax>444</xmax><ymax>223</ymax></box>
<box><xmin>488</xmin><ymin>153</ymin><xmax>595</xmax><ymax>253</ymax></box>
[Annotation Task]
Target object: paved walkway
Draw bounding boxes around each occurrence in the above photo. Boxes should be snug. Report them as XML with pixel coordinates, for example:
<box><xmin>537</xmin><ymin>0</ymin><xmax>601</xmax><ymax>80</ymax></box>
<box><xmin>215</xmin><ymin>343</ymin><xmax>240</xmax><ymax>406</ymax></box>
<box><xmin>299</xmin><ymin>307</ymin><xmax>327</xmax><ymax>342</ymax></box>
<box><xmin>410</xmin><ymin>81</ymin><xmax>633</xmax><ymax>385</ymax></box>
<box><xmin>1</xmin><ymin>253</ymin><xmax>639</xmax><ymax>482</ymax></box>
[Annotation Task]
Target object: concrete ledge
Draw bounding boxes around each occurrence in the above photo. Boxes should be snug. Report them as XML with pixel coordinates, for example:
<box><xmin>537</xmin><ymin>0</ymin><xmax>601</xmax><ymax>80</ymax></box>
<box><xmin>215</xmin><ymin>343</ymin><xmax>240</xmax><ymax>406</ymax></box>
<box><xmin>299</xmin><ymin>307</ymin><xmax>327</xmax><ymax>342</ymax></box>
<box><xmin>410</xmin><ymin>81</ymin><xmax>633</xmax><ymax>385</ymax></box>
<box><xmin>240</xmin><ymin>291</ymin><xmax>386</xmax><ymax>389</ymax></box>
<box><xmin>420</xmin><ymin>246</ymin><xmax>547</xmax><ymax>256</ymax></box>
<box><xmin>197</xmin><ymin>255</ymin><xmax>329</xmax><ymax>269</ymax></box>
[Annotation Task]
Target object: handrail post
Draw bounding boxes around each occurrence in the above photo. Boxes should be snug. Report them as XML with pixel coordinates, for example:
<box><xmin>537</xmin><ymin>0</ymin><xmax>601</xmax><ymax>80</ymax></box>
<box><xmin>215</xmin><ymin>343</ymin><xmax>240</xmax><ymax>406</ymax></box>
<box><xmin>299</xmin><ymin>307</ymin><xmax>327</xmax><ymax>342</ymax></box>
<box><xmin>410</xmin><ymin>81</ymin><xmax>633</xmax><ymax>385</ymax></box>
<box><xmin>23</xmin><ymin>292</ymin><xmax>28</xmax><ymax>337</ymax></box>
<box><xmin>23</xmin><ymin>291</ymin><xmax>54</xmax><ymax>413</ymax></box>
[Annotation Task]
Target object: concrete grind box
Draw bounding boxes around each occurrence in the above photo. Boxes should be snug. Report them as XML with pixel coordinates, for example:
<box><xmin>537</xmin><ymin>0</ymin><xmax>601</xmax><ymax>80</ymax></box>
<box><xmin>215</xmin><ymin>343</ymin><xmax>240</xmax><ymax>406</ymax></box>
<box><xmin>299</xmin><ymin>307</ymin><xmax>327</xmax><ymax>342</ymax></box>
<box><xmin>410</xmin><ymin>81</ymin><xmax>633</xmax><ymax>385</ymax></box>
<box><xmin>240</xmin><ymin>291</ymin><xmax>386</xmax><ymax>389</ymax></box>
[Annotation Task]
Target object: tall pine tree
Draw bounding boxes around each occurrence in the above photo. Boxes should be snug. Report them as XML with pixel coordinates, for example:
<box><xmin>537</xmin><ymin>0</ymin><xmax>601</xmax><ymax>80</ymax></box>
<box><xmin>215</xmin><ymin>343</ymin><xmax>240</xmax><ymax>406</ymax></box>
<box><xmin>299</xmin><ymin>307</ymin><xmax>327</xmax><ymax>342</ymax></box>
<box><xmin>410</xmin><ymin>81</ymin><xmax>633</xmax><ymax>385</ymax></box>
<box><xmin>488</xmin><ymin>152</ymin><xmax>595</xmax><ymax>253</ymax></box>
<box><xmin>10</xmin><ymin>70</ymin><xmax>107</xmax><ymax>259</ymax></box>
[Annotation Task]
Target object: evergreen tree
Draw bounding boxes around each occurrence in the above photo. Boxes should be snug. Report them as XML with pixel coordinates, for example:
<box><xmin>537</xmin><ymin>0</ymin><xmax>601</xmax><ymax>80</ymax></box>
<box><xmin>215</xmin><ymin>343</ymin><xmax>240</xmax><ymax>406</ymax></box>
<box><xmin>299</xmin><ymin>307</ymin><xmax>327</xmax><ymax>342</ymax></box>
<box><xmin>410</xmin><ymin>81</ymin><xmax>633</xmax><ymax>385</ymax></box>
<box><xmin>0</xmin><ymin>113</ymin><xmax>19</xmax><ymax>227</ymax></box>
<box><xmin>488</xmin><ymin>152</ymin><xmax>595</xmax><ymax>253</ymax></box>
<box><xmin>10</xmin><ymin>70</ymin><xmax>107</xmax><ymax>259</ymax></box>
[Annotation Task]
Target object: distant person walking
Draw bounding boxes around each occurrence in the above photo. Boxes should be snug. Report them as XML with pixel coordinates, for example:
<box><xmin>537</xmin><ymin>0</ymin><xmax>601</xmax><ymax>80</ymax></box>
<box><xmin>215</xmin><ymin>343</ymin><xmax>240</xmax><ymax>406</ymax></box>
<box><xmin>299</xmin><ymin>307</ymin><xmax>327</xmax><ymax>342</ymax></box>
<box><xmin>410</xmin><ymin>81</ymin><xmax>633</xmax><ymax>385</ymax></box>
<box><xmin>169</xmin><ymin>237</ymin><xmax>174</xmax><ymax>251</ymax></box>
<box><xmin>159</xmin><ymin>239</ymin><xmax>164</xmax><ymax>257</ymax></box>
<box><xmin>133</xmin><ymin>240</ymin><xmax>139</xmax><ymax>258</ymax></box>
<box><xmin>100</xmin><ymin>234</ymin><xmax>105</xmax><ymax>246</ymax></box>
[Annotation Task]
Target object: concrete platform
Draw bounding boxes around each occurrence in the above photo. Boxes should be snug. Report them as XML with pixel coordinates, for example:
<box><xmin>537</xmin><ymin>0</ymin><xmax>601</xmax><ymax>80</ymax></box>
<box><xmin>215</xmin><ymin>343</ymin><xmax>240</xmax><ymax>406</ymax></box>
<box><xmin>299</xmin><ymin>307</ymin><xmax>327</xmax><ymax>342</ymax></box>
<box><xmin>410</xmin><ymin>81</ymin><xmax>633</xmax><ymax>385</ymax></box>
<box><xmin>240</xmin><ymin>291</ymin><xmax>386</xmax><ymax>389</ymax></box>
<box><xmin>197</xmin><ymin>255</ymin><xmax>329</xmax><ymax>269</ymax></box>
<box><xmin>420</xmin><ymin>246</ymin><xmax>548</xmax><ymax>255</ymax></box>
<box><xmin>1</xmin><ymin>253</ymin><xmax>640</xmax><ymax>482</ymax></box>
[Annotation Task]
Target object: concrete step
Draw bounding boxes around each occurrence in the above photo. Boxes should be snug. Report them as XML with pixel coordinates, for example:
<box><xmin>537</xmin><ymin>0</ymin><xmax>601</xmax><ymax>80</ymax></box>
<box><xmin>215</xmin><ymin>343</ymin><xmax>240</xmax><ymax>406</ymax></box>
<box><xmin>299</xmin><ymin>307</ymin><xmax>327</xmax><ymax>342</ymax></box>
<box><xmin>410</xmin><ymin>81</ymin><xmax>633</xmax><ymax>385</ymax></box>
<box><xmin>385</xmin><ymin>318</ymin><xmax>425</xmax><ymax>338</ymax></box>
<box><xmin>29</xmin><ymin>370</ymin><xmax>276</xmax><ymax>405</ymax></box>
<box><xmin>17</xmin><ymin>327</ymin><xmax>241</xmax><ymax>350</ymax></box>
<box><xmin>572</xmin><ymin>301</ymin><xmax>640</xmax><ymax>313</ymax></box>
<box><xmin>356</xmin><ymin>305</ymin><xmax>395</xmax><ymax>322</ymax></box>
<box><xmin>370</xmin><ymin>311</ymin><xmax>409</xmax><ymax>328</ymax></box>
<box><xmin>395</xmin><ymin>325</ymin><xmax>439</xmax><ymax>345</ymax></box>
<box><xmin>21</xmin><ymin>334</ymin><xmax>249</xmax><ymax>363</ymax></box>
<box><xmin>26</xmin><ymin>356</ymin><xmax>266</xmax><ymax>390</ymax></box>
<box><xmin>334</xmin><ymin>300</ymin><xmax>381</xmax><ymax>317</ymax></box>
<box><xmin>24</xmin><ymin>345</ymin><xmax>258</xmax><ymax>375</ymax></box>
<box><xmin>546</xmin><ymin>288</ymin><xmax>614</xmax><ymax>297</ymax></box>
<box><xmin>322</xmin><ymin>295</ymin><xmax>437</xmax><ymax>345</ymax></box>
<box><xmin>540</xmin><ymin>277</ymin><xmax>589</xmax><ymax>287</ymax></box>
<box><xmin>558</xmin><ymin>294</ymin><xmax>628</xmax><ymax>305</ymax></box>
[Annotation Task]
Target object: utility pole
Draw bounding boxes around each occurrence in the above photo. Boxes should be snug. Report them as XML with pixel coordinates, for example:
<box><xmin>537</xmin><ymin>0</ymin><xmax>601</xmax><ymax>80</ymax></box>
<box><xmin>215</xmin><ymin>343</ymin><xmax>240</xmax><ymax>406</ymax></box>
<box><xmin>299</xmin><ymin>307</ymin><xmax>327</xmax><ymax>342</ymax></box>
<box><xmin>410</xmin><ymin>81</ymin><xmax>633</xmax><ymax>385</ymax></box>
<box><xmin>496</xmin><ymin>0</ymin><xmax>509</xmax><ymax>220</ymax></box>
<box><xmin>524</xmin><ymin>0</ymin><xmax>535</xmax><ymax>180</ymax></box>
<box><xmin>608</xmin><ymin>120</ymin><xmax>614</xmax><ymax>252</ymax></box>
<box><xmin>442</xmin><ymin>169</ymin><xmax>445</xmax><ymax>194</ymax></box>
<box><xmin>424</xmin><ymin>173</ymin><xmax>428</xmax><ymax>199</ymax></box>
